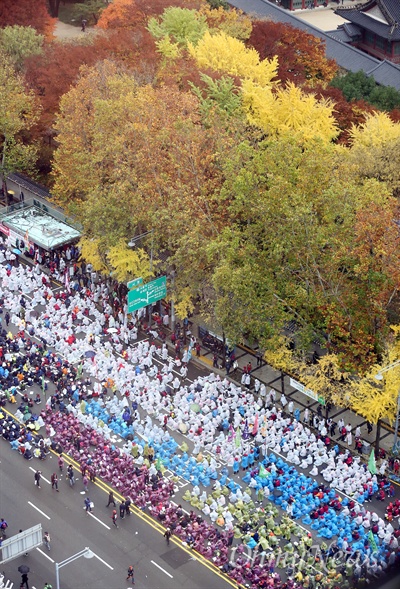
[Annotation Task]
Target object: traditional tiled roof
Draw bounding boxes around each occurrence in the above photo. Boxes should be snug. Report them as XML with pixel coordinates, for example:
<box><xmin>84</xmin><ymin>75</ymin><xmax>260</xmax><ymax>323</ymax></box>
<box><xmin>343</xmin><ymin>23</ymin><xmax>363</xmax><ymax>38</ymax></box>
<box><xmin>367</xmin><ymin>59</ymin><xmax>400</xmax><ymax>86</ymax></box>
<box><xmin>228</xmin><ymin>0</ymin><xmax>400</xmax><ymax>89</ymax></box>
<box><xmin>327</xmin><ymin>28</ymin><xmax>355</xmax><ymax>43</ymax></box>
<box><xmin>336</xmin><ymin>0</ymin><xmax>400</xmax><ymax>40</ymax></box>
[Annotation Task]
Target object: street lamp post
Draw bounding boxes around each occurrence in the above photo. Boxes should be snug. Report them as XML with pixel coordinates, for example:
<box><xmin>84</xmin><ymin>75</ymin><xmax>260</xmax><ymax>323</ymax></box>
<box><xmin>128</xmin><ymin>229</ymin><xmax>154</xmax><ymax>322</ymax></box>
<box><xmin>128</xmin><ymin>229</ymin><xmax>154</xmax><ymax>273</ymax></box>
<box><xmin>55</xmin><ymin>547</ymin><xmax>94</xmax><ymax>589</ymax></box>
<box><xmin>375</xmin><ymin>359</ymin><xmax>400</xmax><ymax>453</ymax></box>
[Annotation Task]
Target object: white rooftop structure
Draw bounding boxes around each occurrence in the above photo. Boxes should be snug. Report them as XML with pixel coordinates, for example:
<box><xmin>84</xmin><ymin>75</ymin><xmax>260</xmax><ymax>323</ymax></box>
<box><xmin>0</xmin><ymin>200</ymin><xmax>81</xmax><ymax>251</ymax></box>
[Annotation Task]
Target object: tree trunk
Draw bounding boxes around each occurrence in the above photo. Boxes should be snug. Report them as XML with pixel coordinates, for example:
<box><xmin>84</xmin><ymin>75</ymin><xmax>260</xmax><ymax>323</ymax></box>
<box><xmin>374</xmin><ymin>419</ymin><xmax>381</xmax><ymax>455</ymax></box>
<box><xmin>221</xmin><ymin>331</ymin><xmax>226</xmax><ymax>368</ymax></box>
<box><xmin>48</xmin><ymin>0</ymin><xmax>61</xmax><ymax>18</ymax></box>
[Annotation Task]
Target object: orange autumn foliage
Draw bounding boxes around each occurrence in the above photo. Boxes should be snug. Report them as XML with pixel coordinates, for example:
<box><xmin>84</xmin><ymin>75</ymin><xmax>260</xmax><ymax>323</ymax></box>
<box><xmin>97</xmin><ymin>0</ymin><xmax>201</xmax><ymax>30</ymax></box>
<box><xmin>24</xmin><ymin>29</ymin><xmax>160</xmax><ymax>133</ymax></box>
<box><xmin>0</xmin><ymin>0</ymin><xmax>55</xmax><ymax>38</ymax></box>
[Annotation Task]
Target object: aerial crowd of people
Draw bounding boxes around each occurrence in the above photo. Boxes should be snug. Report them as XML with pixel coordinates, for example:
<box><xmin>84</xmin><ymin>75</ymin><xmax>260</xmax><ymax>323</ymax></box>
<box><xmin>0</xmin><ymin>239</ymin><xmax>399</xmax><ymax>589</ymax></box>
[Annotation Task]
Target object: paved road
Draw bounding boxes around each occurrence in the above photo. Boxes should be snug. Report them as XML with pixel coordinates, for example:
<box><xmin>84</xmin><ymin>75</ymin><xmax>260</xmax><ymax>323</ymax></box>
<box><xmin>0</xmin><ymin>439</ymin><xmax>235</xmax><ymax>589</ymax></box>
<box><xmin>1</xmin><ymin>257</ymin><xmax>398</xmax><ymax>589</ymax></box>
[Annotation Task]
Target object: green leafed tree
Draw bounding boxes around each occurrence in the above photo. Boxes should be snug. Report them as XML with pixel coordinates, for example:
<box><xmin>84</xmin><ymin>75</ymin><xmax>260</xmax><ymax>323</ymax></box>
<box><xmin>0</xmin><ymin>59</ymin><xmax>39</xmax><ymax>200</ymax></box>
<box><xmin>208</xmin><ymin>135</ymin><xmax>400</xmax><ymax>371</ymax></box>
<box><xmin>331</xmin><ymin>70</ymin><xmax>400</xmax><ymax>111</ymax></box>
<box><xmin>189</xmin><ymin>73</ymin><xmax>242</xmax><ymax>119</ymax></box>
<box><xmin>0</xmin><ymin>25</ymin><xmax>44</xmax><ymax>71</ymax></box>
<box><xmin>148</xmin><ymin>6</ymin><xmax>208</xmax><ymax>47</ymax></box>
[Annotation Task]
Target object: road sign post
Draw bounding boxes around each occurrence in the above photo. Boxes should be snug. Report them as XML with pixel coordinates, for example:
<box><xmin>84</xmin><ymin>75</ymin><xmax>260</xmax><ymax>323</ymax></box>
<box><xmin>127</xmin><ymin>276</ymin><xmax>167</xmax><ymax>314</ymax></box>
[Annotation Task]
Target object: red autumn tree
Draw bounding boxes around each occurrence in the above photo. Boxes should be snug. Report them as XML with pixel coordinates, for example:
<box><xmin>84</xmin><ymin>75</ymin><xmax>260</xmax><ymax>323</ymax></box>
<box><xmin>25</xmin><ymin>43</ymin><xmax>101</xmax><ymax>133</ymax></box>
<box><xmin>25</xmin><ymin>28</ymin><xmax>160</xmax><ymax>134</ymax></box>
<box><xmin>248</xmin><ymin>20</ymin><xmax>338</xmax><ymax>86</ymax></box>
<box><xmin>0</xmin><ymin>0</ymin><xmax>55</xmax><ymax>38</ymax></box>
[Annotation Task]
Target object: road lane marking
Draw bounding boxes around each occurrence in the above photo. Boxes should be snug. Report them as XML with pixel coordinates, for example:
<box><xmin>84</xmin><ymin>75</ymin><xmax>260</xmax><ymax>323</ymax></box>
<box><xmin>88</xmin><ymin>512</ymin><xmax>111</xmax><ymax>529</ymax></box>
<box><xmin>29</xmin><ymin>467</ymin><xmax>50</xmax><ymax>485</ymax></box>
<box><xmin>36</xmin><ymin>547</ymin><xmax>54</xmax><ymax>562</ymax></box>
<box><xmin>151</xmin><ymin>560</ymin><xmax>173</xmax><ymax>578</ymax></box>
<box><xmin>90</xmin><ymin>549</ymin><xmax>114</xmax><ymax>570</ymax></box>
<box><xmin>28</xmin><ymin>501</ymin><xmax>50</xmax><ymax>520</ymax></box>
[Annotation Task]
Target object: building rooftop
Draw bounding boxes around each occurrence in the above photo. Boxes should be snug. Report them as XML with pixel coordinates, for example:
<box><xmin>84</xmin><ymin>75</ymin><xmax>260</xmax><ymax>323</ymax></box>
<box><xmin>228</xmin><ymin>0</ymin><xmax>400</xmax><ymax>89</ymax></box>
<box><xmin>0</xmin><ymin>200</ymin><xmax>81</xmax><ymax>251</ymax></box>
<box><xmin>336</xmin><ymin>5</ymin><xmax>400</xmax><ymax>41</ymax></box>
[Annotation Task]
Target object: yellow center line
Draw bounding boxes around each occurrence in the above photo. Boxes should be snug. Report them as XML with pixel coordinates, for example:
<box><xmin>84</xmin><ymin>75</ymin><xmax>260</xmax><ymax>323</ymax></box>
<box><xmin>3</xmin><ymin>408</ymin><xmax>241</xmax><ymax>588</ymax></box>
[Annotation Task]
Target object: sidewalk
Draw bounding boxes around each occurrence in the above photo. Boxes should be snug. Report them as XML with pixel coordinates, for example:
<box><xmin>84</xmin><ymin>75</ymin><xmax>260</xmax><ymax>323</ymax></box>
<box><xmin>187</xmin><ymin>314</ymin><xmax>396</xmax><ymax>461</ymax></box>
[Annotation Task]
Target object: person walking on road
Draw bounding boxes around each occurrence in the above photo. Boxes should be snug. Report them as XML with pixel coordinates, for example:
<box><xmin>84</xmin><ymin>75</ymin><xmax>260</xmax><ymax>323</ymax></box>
<box><xmin>58</xmin><ymin>455</ymin><xmax>64</xmax><ymax>474</ymax></box>
<box><xmin>126</xmin><ymin>565</ymin><xmax>135</xmax><ymax>585</ymax></box>
<box><xmin>67</xmin><ymin>464</ymin><xmax>74</xmax><ymax>487</ymax></box>
<box><xmin>106</xmin><ymin>490</ymin><xmax>116</xmax><ymax>507</ymax></box>
<box><xmin>34</xmin><ymin>470</ymin><xmax>41</xmax><ymax>488</ymax></box>
<box><xmin>111</xmin><ymin>509</ymin><xmax>118</xmax><ymax>528</ymax></box>
<box><xmin>82</xmin><ymin>474</ymin><xmax>89</xmax><ymax>493</ymax></box>
<box><xmin>124</xmin><ymin>497</ymin><xmax>131</xmax><ymax>516</ymax></box>
<box><xmin>51</xmin><ymin>473</ymin><xmax>59</xmax><ymax>492</ymax></box>
<box><xmin>126</xmin><ymin>565</ymin><xmax>135</xmax><ymax>584</ymax></box>
<box><xmin>20</xmin><ymin>573</ymin><xmax>29</xmax><ymax>589</ymax></box>
<box><xmin>84</xmin><ymin>497</ymin><xmax>93</xmax><ymax>514</ymax></box>
<box><xmin>164</xmin><ymin>527</ymin><xmax>172</xmax><ymax>545</ymax></box>
<box><xmin>119</xmin><ymin>501</ymin><xmax>125</xmax><ymax>520</ymax></box>
<box><xmin>43</xmin><ymin>531</ymin><xmax>51</xmax><ymax>550</ymax></box>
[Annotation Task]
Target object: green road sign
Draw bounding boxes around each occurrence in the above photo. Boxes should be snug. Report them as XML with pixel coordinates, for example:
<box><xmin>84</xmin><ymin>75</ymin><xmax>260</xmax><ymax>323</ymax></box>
<box><xmin>127</xmin><ymin>276</ymin><xmax>167</xmax><ymax>313</ymax></box>
<box><xmin>127</xmin><ymin>277</ymin><xmax>143</xmax><ymax>290</ymax></box>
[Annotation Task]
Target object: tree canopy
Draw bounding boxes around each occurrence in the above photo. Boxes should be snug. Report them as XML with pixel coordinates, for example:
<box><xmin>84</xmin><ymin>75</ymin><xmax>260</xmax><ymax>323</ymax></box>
<box><xmin>5</xmin><ymin>0</ymin><xmax>399</xmax><ymax>378</ymax></box>
<box><xmin>0</xmin><ymin>26</ymin><xmax>44</xmax><ymax>71</ymax></box>
<box><xmin>0</xmin><ymin>60</ymin><xmax>39</xmax><ymax>194</ymax></box>
<box><xmin>0</xmin><ymin>0</ymin><xmax>54</xmax><ymax>37</ymax></box>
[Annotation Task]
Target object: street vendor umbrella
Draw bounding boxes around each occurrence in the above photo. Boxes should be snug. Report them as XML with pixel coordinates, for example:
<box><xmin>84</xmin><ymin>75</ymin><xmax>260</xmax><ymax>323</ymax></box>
<box><xmin>84</xmin><ymin>350</ymin><xmax>96</xmax><ymax>358</ymax></box>
<box><xmin>190</xmin><ymin>403</ymin><xmax>201</xmax><ymax>413</ymax></box>
<box><xmin>12</xmin><ymin>248</ymin><xmax>22</xmax><ymax>255</ymax></box>
<box><xmin>107</xmin><ymin>327</ymin><xmax>118</xmax><ymax>333</ymax></box>
<box><xmin>18</xmin><ymin>565</ymin><xmax>30</xmax><ymax>574</ymax></box>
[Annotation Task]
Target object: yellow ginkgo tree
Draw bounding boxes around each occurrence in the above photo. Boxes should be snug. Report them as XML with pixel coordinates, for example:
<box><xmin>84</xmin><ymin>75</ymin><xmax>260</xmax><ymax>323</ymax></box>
<box><xmin>188</xmin><ymin>30</ymin><xmax>278</xmax><ymax>87</ymax></box>
<box><xmin>349</xmin><ymin>111</ymin><xmax>400</xmax><ymax>149</ymax></box>
<box><xmin>350</xmin><ymin>325</ymin><xmax>400</xmax><ymax>452</ymax></box>
<box><xmin>107</xmin><ymin>240</ymin><xmax>155</xmax><ymax>283</ymax></box>
<box><xmin>79</xmin><ymin>237</ymin><xmax>154</xmax><ymax>284</ymax></box>
<box><xmin>242</xmin><ymin>80</ymin><xmax>339</xmax><ymax>144</ymax></box>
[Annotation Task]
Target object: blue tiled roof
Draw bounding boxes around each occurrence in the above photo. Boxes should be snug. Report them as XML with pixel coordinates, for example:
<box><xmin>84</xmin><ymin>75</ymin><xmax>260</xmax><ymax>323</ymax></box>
<box><xmin>228</xmin><ymin>0</ymin><xmax>400</xmax><ymax>89</ymax></box>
